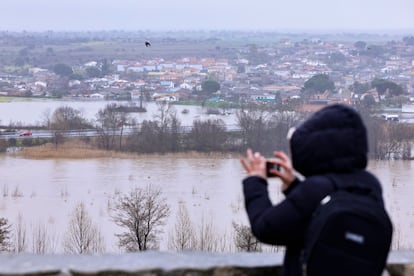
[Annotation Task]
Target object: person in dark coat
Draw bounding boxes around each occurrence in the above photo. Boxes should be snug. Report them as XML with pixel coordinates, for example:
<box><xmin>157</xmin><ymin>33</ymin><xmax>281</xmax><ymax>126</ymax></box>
<box><xmin>240</xmin><ymin>104</ymin><xmax>388</xmax><ymax>276</ymax></box>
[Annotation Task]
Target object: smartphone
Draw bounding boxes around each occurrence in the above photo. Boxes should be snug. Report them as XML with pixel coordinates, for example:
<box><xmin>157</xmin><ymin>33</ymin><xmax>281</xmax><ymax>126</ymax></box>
<box><xmin>266</xmin><ymin>161</ymin><xmax>280</xmax><ymax>177</ymax></box>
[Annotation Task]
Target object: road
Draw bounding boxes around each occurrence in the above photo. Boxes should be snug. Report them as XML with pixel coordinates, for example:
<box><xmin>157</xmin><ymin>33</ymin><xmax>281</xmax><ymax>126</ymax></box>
<box><xmin>0</xmin><ymin>125</ymin><xmax>242</xmax><ymax>140</ymax></box>
<box><xmin>0</xmin><ymin>129</ymin><xmax>126</xmax><ymax>140</ymax></box>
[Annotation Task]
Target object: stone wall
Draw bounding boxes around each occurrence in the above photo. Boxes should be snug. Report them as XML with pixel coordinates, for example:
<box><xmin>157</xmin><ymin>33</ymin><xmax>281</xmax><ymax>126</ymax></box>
<box><xmin>0</xmin><ymin>250</ymin><xmax>413</xmax><ymax>276</ymax></box>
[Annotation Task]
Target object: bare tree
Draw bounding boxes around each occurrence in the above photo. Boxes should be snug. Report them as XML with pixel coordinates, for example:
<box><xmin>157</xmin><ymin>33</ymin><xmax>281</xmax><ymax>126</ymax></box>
<box><xmin>217</xmin><ymin>230</ymin><xmax>233</xmax><ymax>253</ymax></box>
<box><xmin>111</xmin><ymin>185</ymin><xmax>170</xmax><ymax>251</ymax></box>
<box><xmin>236</xmin><ymin>105</ymin><xmax>269</xmax><ymax>152</ymax></box>
<box><xmin>196</xmin><ymin>215</ymin><xmax>218</xmax><ymax>252</ymax></box>
<box><xmin>237</xmin><ymin>105</ymin><xmax>305</xmax><ymax>154</ymax></box>
<box><xmin>363</xmin><ymin>115</ymin><xmax>414</xmax><ymax>160</ymax></box>
<box><xmin>154</xmin><ymin>101</ymin><xmax>181</xmax><ymax>153</ymax></box>
<box><xmin>41</xmin><ymin>108</ymin><xmax>52</xmax><ymax>129</ymax></box>
<box><xmin>14</xmin><ymin>213</ymin><xmax>27</xmax><ymax>253</ymax></box>
<box><xmin>50</xmin><ymin>106</ymin><xmax>91</xmax><ymax>131</ymax></box>
<box><xmin>0</xmin><ymin>217</ymin><xmax>12</xmax><ymax>252</ymax></box>
<box><xmin>385</xmin><ymin>123</ymin><xmax>414</xmax><ymax>159</ymax></box>
<box><xmin>96</xmin><ymin>103</ymin><xmax>130</xmax><ymax>150</ymax></box>
<box><xmin>154</xmin><ymin>101</ymin><xmax>173</xmax><ymax>129</ymax></box>
<box><xmin>125</xmin><ymin>102</ymin><xmax>182</xmax><ymax>153</ymax></box>
<box><xmin>168</xmin><ymin>111</ymin><xmax>182</xmax><ymax>152</ymax></box>
<box><xmin>168</xmin><ymin>203</ymin><xmax>197</xmax><ymax>251</ymax></box>
<box><xmin>188</xmin><ymin>119</ymin><xmax>227</xmax><ymax>152</ymax></box>
<box><xmin>63</xmin><ymin>202</ymin><xmax>105</xmax><ymax>254</ymax></box>
<box><xmin>31</xmin><ymin>222</ymin><xmax>58</xmax><ymax>254</ymax></box>
<box><xmin>265</xmin><ymin>111</ymin><xmax>304</xmax><ymax>153</ymax></box>
<box><xmin>232</xmin><ymin>221</ymin><xmax>262</xmax><ymax>252</ymax></box>
<box><xmin>131</xmin><ymin>120</ymin><xmax>160</xmax><ymax>153</ymax></box>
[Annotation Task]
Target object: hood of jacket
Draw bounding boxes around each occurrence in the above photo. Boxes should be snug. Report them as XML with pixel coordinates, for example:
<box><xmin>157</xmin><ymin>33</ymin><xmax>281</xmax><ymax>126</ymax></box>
<box><xmin>290</xmin><ymin>104</ymin><xmax>368</xmax><ymax>177</ymax></box>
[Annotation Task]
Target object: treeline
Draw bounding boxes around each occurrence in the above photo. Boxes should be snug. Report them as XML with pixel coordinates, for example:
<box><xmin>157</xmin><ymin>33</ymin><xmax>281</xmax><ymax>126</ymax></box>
<box><xmin>58</xmin><ymin>102</ymin><xmax>306</xmax><ymax>157</ymax></box>
<box><xmin>2</xmin><ymin>102</ymin><xmax>414</xmax><ymax>160</ymax></box>
<box><xmin>95</xmin><ymin>103</ymin><xmax>414</xmax><ymax>160</ymax></box>
<box><xmin>357</xmin><ymin>107</ymin><xmax>414</xmax><ymax>160</ymax></box>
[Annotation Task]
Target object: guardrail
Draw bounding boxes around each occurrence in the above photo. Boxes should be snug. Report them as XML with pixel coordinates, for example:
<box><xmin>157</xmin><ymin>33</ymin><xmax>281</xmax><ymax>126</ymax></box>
<box><xmin>0</xmin><ymin>125</ymin><xmax>243</xmax><ymax>140</ymax></box>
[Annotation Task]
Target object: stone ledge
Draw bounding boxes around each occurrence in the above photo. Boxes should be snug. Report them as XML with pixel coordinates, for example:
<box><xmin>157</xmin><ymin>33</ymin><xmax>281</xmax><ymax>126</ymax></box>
<box><xmin>0</xmin><ymin>250</ymin><xmax>413</xmax><ymax>276</ymax></box>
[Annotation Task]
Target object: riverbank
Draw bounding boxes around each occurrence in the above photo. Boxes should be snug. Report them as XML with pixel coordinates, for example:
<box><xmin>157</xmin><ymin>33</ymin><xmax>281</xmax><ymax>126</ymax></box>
<box><xmin>13</xmin><ymin>139</ymin><xmax>240</xmax><ymax>159</ymax></box>
<box><xmin>0</xmin><ymin>95</ymin><xmax>58</xmax><ymax>102</ymax></box>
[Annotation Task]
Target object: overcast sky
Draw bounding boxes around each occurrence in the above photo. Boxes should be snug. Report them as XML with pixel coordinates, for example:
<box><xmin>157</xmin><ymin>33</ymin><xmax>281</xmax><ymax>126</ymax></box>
<box><xmin>1</xmin><ymin>0</ymin><xmax>413</xmax><ymax>33</ymax></box>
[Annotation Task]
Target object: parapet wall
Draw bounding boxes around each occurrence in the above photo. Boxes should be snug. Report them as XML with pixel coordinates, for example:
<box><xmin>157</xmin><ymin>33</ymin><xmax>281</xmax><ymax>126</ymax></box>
<box><xmin>0</xmin><ymin>250</ymin><xmax>413</xmax><ymax>276</ymax></box>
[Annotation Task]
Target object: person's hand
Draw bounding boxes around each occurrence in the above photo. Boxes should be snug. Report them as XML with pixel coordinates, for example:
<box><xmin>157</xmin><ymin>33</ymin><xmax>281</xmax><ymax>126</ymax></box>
<box><xmin>267</xmin><ymin>151</ymin><xmax>296</xmax><ymax>192</ymax></box>
<box><xmin>240</xmin><ymin>148</ymin><xmax>267</xmax><ymax>179</ymax></box>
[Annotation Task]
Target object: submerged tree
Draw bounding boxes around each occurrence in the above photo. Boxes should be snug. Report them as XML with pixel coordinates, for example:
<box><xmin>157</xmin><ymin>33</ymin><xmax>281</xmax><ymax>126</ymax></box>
<box><xmin>195</xmin><ymin>215</ymin><xmax>220</xmax><ymax>252</ymax></box>
<box><xmin>96</xmin><ymin>103</ymin><xmax>130</xmax><ymax>150</ymax></box>
<box><xmin>168</xmin><ymin>203</ymin><xmax>197</xmax><ymax>251</ymax></box>
<box><xmin>0</xmin><ymin>218</ymin><xmax>12</xmax><ymax>252</ymax></box>
<box><xmin>50</xmin><ymin>106</ymin><xmax>91</xmax><ymax>130</ymax></box>
<box><xmin>14</xmin><ymin>213</ymin><xmax>27</xmax><ymax>253</ymax></box>
<box><xmin>237</xmin><ymin>104</ymin><xmax>304</xmax><ymax>154</ymax></box>
<box><xmin>236</xmin><ymin>105</ymin><xmax>269</xmax><ymax>152</ymax></box>
<box><xmin>126</xmin><ymin>102</ymin><xmax>182</xmax><ymax>153</ymax></box>
<box><xmin>63</xmin><ymin>202</ymin><xmax>105</xmax><ymax>254</ymax></box>
<box><xmin>154</xmin><ymin>101</ymin><xmax>181</xmax><ymax>153</ymax></box>
<box><xmin>32</xmin><ymin>222</ymin><xmax>58</xmax><ymax>254</ymax></box>
<box><xmin>188</xmin><ymin>119</ymin><xmax>227</xmax><ymax>152</ymax></box>
<box><xmin>111</xmin><ymin>185</ymin><xmax>170</xmax><ymax>251</ymax></box>
<box><xmin>232</xmin><ymin>221</ymin><xmax>262</xmax><ymax>252</ymax></box>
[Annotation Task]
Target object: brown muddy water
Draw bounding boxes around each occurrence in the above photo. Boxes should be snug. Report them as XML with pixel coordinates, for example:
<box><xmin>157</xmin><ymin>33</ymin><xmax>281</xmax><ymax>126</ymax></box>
<box><xmin>0</xmin><ymin>155</ymin><xmax>412</xmax><ymax>252</ymax></box>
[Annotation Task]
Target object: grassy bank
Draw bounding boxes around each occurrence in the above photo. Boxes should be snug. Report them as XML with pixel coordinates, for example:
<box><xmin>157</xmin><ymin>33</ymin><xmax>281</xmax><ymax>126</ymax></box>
<box><xmin>0</xmin><ymin>95</ymin><xmax>61</xmax><ymax>102</ymax></box>
<box><xmin>0</xmin><ymin>96</ymin><xmax>12</xmax><ymax>102</ymax></box>
<box><xmin>0</xmin><ymin>95</ymin><xmax>37</xmax><ymax>102</ymax></box>
<box><xmin>17</xmin><ymin>140</ymin><xmax>126</xmax><ymax>159</ymax></box>
<box><xmin>15</xmin><ymin>139</ymin><xmax>239</xmax><ymax>159</ymax></box>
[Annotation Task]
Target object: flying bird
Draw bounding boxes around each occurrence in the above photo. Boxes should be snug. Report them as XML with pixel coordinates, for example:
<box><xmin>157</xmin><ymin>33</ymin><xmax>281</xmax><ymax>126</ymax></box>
<box><xmin>145</xmin><ymin>41</ymin><xmax>151</xmax><ymax>47</ymax></box>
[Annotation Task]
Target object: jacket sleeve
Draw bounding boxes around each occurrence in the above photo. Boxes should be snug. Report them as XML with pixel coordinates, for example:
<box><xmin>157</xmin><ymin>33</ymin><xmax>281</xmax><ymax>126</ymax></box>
<box><xmin>243</xmin><ymin>176</ymin><xmax>308</xmax><ymax>246</ymax></box>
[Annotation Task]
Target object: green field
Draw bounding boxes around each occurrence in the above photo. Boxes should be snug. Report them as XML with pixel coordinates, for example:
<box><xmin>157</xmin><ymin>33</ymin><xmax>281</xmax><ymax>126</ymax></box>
<box><xmin>0</xmin><ymin>96</ymin><xmax>35</xmax><ymax>102</ymax></box>
<box><xmin>0</xmin><ymin>97</ymin><xmax>10</xmax><ymax>102</ymax></box>
<box><xmin>0</xmin><ymin>38</ymin><xmax>239</xmax><ymax>70</ymax></box>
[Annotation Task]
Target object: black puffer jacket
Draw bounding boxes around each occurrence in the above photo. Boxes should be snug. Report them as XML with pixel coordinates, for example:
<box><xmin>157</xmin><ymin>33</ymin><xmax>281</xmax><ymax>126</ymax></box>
<box><xmin>243</xmin><ymin>104</ymin><xmax>384</xmax><ymax>276</ymax></box>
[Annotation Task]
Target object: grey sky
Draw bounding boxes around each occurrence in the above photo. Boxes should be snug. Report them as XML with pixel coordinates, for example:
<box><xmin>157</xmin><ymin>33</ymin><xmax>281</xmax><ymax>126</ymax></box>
<box><xmin>1</xmin><ymin>0</ymin><xmax>413</xmax><ymax>32</ymax></box>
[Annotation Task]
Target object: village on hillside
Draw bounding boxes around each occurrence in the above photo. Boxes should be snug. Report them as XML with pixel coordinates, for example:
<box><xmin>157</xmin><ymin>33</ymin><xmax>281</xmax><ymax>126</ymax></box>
<box><xmin>0</xmin><ymin>32</ymin><xmax>414</xmax><ymax>114</ymax></box>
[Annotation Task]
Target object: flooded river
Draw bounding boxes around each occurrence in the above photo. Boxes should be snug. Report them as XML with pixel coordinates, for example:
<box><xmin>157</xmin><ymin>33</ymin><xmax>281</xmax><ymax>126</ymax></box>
<box><xmin>0</xmin><ymin>155</ymin><xmax>412</xmax><ymax>253</ymax></box>
<box><xmin>0</xmin><ymin>99</ymin><xmax>412</xmax><ymax>252</ymax></box>
<box><xmin>0</xmin><ymin>99</ymin><xmax>238</xmax><ymax>127</ymax></box>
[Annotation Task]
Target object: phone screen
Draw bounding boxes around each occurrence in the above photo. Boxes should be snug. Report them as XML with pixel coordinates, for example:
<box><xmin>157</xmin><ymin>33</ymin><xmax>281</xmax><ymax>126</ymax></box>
<box><xmin>266</xmin><ymin>161</ymin><xmax>280</xmax><ymax>177</ymax></box>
